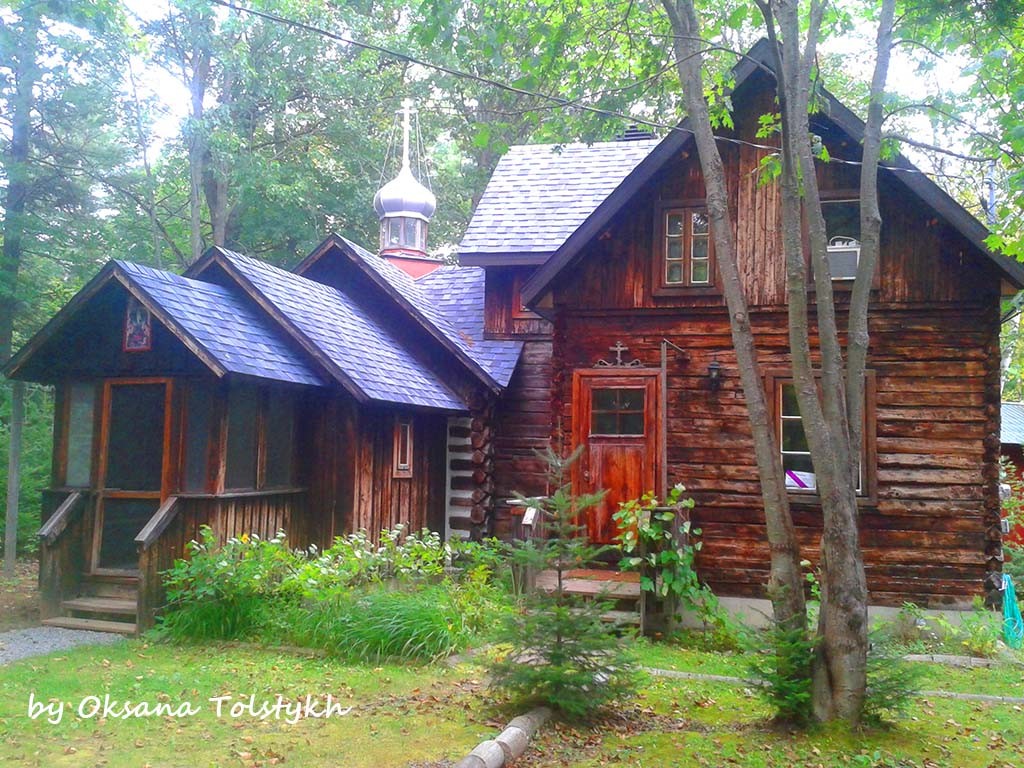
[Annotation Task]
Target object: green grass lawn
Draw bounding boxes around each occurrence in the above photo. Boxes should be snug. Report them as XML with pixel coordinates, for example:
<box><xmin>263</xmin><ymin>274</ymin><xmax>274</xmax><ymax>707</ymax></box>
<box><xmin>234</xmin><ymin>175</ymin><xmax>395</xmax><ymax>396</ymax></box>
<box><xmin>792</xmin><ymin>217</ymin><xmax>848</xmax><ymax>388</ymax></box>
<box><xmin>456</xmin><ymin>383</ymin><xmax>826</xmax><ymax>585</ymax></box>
<box><xmin>0</xmin><ymin>641</ymin><xmax>491</xmax><ymax>768</ymax></box>
<box><xmin>2</xmin><ymin>638</ymin><xmax>1023</xmax><ymax>768</ymax></box>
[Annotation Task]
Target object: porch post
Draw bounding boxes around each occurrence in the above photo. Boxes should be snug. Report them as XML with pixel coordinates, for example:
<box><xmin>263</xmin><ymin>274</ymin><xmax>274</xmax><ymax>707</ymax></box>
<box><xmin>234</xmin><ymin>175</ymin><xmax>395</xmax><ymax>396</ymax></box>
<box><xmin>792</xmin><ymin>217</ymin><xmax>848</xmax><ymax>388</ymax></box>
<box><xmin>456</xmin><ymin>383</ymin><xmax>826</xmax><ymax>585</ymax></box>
<box><xmin>4</xmin><ymin>381</ymin><xmax>24</xmax><ymax>575</ymax></box>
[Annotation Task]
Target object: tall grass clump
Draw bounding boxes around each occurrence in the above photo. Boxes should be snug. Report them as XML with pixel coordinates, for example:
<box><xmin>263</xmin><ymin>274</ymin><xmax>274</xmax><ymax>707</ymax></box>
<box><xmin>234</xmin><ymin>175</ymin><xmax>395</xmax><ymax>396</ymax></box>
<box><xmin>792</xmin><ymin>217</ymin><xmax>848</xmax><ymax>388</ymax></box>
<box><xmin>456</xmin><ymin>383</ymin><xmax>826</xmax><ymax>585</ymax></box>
<box><xmin>157</xmin><ymin>523</ymin><xmax>513</xmax><ymax>660</ymax></box>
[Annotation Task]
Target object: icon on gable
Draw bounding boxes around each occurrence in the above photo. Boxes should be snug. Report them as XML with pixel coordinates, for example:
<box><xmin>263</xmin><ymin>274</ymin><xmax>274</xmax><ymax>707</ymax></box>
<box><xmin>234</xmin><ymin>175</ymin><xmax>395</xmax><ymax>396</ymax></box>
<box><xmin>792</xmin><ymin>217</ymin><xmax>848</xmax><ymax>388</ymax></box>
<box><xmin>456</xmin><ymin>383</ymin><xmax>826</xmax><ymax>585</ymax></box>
<box><xmin>123</xmin><ymin>297</ymin><xmax>152</xmax><ymax>352</ymax></box>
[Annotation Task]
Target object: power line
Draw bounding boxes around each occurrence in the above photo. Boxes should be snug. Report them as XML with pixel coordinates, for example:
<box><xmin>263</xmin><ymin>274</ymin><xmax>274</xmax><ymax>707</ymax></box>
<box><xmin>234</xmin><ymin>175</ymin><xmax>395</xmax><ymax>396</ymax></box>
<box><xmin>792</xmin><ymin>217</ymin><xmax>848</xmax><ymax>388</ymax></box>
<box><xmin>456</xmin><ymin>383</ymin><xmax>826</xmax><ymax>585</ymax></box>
<box><xmin>205</xmin><ymin>0</ymin><xmax>987</xmax><ymax>182</ymax></box>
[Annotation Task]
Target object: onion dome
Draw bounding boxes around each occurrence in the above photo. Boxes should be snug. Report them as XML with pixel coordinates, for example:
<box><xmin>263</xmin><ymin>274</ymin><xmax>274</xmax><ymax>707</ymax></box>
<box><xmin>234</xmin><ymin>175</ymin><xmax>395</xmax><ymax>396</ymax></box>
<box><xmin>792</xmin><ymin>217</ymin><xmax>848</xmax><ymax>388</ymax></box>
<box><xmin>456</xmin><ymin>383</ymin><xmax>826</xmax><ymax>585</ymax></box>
<box><xmin>373</xmin><ymin>164</ymin><xmax>437</xmax><ymax>222</ymax></box>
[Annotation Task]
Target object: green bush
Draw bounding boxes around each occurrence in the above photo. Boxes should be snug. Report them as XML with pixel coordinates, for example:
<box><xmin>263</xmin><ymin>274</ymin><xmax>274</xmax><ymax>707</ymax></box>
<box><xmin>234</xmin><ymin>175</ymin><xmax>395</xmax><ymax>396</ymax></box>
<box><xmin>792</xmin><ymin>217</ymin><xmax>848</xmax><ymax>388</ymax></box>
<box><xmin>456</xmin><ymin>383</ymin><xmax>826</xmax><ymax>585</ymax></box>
<box><xmin>745</xmin><ymin>619</ymin><xmax>814</xmax><ymax>726</ymax></box>
<box><xmin>862</xmin><ymin>634</ymin><xmax>922</xmax><ymax>725</ymax></box>
<box><xmin>160</xmin><ymin>528</ymin><xmax>298</xmax><ymax>641</ymax></box>
<box><xmin>157</xmin><ymin>524</ymin><xmax>513</xmax><ymax>660</ymax></box>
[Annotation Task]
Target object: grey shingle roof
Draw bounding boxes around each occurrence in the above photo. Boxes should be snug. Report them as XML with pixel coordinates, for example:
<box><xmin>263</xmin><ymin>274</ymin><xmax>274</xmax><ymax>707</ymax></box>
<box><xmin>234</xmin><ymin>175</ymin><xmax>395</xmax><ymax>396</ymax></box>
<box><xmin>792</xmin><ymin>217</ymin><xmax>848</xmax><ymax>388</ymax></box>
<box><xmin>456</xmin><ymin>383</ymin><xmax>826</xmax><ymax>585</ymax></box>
<box><xmin>416</xmin><ymin>265</ymin><xmax>524</xmax><ymax>388</ymax></box>
<box><xmin>117</xmin><ymin>261</ymin><xmax>324</xmax><ymax>387</ymax></box>
<box><xmin>1003</xmin><ymin>402</ymin><xmax>1024</xmax><ymax>445</ymax></box>
<box><xmin>457</xmin><ymin>139</ymin><xmax>660</xmax><ymax>260</ymax></box>
<box><xmin>333</xmin><ymin>235</ymin><xmax>523</xmax><ymax>388</ymax></box>
<box><xmin>219</xmin><ymin>249</ymin><xmax>465</xmax><ymax>411</ymax></box>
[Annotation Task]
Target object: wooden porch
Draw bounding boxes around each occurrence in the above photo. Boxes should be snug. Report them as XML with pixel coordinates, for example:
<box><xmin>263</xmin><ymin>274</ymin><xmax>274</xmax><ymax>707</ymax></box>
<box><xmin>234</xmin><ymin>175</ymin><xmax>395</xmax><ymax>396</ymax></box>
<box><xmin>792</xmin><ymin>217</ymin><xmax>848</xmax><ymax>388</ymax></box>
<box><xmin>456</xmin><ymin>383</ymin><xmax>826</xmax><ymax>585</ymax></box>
<box><xmin>37</xmin><ymin>487</ymin><xmax>309</xmax><ymax>634</ymax></box>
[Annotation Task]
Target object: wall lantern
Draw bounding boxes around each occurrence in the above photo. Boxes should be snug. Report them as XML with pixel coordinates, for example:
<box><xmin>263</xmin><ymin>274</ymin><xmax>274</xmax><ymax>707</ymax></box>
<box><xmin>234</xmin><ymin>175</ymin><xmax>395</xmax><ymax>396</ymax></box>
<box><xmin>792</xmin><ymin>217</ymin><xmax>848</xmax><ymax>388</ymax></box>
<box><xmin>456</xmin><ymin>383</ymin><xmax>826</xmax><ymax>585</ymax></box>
<box><xmin>707</xmin><ymin>359</ymin><xmax>722</xmax><ymax>392</ymax></box>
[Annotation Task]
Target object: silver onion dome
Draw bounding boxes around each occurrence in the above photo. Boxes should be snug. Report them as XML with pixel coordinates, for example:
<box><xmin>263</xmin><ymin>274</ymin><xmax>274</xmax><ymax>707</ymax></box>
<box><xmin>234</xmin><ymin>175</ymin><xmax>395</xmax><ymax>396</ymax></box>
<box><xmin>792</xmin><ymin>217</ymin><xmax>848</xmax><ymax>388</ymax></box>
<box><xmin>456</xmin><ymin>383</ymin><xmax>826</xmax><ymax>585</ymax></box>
<box><xmin>373</xmin><ymin>164</ymin><xmax>436</xmax><ymax>222</ymax></box>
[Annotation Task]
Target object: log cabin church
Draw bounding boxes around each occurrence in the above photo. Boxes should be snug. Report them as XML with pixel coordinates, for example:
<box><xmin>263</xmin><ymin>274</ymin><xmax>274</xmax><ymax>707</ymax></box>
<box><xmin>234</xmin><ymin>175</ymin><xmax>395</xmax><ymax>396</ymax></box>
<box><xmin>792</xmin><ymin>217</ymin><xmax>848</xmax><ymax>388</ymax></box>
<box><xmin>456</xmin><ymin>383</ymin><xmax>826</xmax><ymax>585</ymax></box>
<box><xmin>8</xmin><ymin>40</ymin><xmax>1023</xmax><ymax>632</ymax></box>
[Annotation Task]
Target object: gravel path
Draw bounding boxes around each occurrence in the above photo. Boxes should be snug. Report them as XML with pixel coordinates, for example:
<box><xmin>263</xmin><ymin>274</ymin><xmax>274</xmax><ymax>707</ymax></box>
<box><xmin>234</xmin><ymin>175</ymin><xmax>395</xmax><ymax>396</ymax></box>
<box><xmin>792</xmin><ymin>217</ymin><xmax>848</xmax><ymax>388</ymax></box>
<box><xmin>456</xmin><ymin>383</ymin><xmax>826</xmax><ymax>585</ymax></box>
<box><xmin>0</xmin><ymin>626</ymin><xmax>126</xmax><ymax>666</ymax></box>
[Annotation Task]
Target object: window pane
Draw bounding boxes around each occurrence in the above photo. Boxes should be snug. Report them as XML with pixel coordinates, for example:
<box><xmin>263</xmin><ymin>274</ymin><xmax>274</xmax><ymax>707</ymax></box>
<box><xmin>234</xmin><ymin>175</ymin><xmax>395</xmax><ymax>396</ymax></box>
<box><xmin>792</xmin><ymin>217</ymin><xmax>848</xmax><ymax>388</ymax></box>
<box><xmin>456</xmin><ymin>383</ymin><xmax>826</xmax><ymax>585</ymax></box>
<box><xmin>666</xmin><ymin>214</ymin><xmax>684</xmax><ymax>236</ymax></box>
<box><xmin>782</xmin><ymin>419</ymin><xmax>809</xmax><ymax>452</ymax></box>
<box><xmin>691</xmin><ymin>259</ymin><xmax>709</xmax><ymax>284</ymax></box>
<box><xmin>783</xmin><ymin>455</ymin><xmax>816</xmax><ymax>490</ymax></box>
<box><xmin>183</xmin><ymin>382</ymin><xmax>214</xmax><ymax>492</ymax></box>
<box><xmin>66</xmin><ymin>382</ymin><xmax>95</xmax><ymax>487</ymax></box>
<box><xmin>822</xmin><ymin>200</ymin><xmax>860</xmax><ymax>243</ymax></box>
<box><xmin>592</xmin><ymin>412</ymin><xmax>617</xmax><ymax>434</ymax></box>
<box><xmin>99</xmin><ymin>498</ymin><xmax>159</xmax><ymax>569</ymax></box>
<box><xmin>691</xmin><ymin>237</ymin><xmax>708</xmax><ymax>261</ymax></box>
<box><xmin>619</xmin><ymin>412</ymin><xmax>644</xmax><ymax>435</ymax></box>
<box><xmin>106</xmin><ymin>384</ymin><xmax>165</xmax><ymax>491</ymax></box>
<box><xmin>403</xmin><ymin>218</ymin><xmax>419</xmax><ymax>247</ymax></box>
<box><xmin>666</xmin><ymin>239</ymin><xmax>683</xmax><ymax>261</ymax></box>
<box><xmin>225</xmin><ymin>384</ymin><xmax>259</xmax><ymax>490</ymax></box>
<box><xmin>691</xmin><ymin>211</ymin><xmax>709</xmax><ymax>235</ymax></box>
<box><xmin>619</xmin><ymin>389</ymin><xmax>645</xmax><ymax>411</ymax></box>
<box><xmin>592</xmin><ymin>389</ymin><xmax>618</xmax><ymax>411</ymax></box>
<box><xmin>781</xmin><ymin>384</ymin><xmax>800</xmax><ymax>416</ymax></box>
<box><xmin>264</xmin><ymin>391</ymin><xmax>295</xmax><ymax>488</ymax></box>
<box><xmin>387</xmin><ymin>218</ymin><xmax>402</xmax><ymax>246</ymax></box>
<box><xmin>666</xmin><ymin>262</ymin><xmax>683</xmax><ymax>284</ymax></box>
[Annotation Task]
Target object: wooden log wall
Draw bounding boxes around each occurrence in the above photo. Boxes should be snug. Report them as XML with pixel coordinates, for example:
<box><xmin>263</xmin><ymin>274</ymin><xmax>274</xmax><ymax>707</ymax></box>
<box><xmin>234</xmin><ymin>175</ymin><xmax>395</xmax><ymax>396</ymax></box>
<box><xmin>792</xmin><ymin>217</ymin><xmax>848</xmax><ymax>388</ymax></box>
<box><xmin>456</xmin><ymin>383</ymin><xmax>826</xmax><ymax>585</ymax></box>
<box><xmin>468</xmin><ymin>394</ymin><xmax>497</xmax><ymax>538</ymax></box>
<box><xmin>491</xmin><ymin>340</ymin><xmax>555</xmax><ymax>538</ymax></box>
<box><xmin>548</xmin><ymin>304</ymin><xmax>1000</xmax><ymax>608</ymax></box>
<box><xmin>351</xmin><ymin>408</ymin><xmax>447</xmax><ymax>539</ymax></box>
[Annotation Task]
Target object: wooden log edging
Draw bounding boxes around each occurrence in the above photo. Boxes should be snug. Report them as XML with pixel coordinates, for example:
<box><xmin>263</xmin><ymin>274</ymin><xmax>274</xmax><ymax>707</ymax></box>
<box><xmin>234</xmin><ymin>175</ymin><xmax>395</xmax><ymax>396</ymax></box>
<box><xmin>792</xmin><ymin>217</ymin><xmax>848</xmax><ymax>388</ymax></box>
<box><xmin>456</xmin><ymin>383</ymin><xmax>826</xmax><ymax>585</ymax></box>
<box><xmin>453</xmin><ymin>706</ymin><xmax>551</xmax><ymax>768</ymax></box>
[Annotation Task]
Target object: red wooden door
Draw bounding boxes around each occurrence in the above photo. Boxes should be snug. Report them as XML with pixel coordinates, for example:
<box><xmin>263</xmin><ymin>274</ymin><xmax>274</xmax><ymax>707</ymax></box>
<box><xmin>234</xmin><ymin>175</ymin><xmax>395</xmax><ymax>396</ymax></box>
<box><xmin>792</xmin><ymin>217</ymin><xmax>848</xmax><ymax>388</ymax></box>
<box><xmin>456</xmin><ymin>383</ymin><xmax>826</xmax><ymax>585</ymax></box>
<box><xmin>572</xmin><ymin>370</ymin><xmax>661</xmax><ymax>545</ymax></box>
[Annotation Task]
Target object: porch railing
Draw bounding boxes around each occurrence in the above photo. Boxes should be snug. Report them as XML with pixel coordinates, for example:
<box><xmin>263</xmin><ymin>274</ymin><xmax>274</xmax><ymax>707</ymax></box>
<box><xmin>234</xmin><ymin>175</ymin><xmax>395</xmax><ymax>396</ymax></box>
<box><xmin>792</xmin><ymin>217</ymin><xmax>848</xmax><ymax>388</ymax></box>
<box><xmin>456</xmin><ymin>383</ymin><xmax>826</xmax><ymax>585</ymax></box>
<box><xmin>37</xmin><ymin>491</ymin><xmax>87</xmax><ymax>619</ymax></box>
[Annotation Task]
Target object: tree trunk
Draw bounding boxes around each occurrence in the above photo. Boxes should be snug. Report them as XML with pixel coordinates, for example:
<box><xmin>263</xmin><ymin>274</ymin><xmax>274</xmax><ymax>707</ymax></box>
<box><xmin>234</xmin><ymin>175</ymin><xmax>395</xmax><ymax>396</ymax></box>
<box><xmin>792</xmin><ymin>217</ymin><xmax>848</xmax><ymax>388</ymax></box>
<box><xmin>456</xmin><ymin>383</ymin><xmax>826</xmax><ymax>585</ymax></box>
<box><xmin>187</xmin><ymin>41</ymin><xmax>211</xmax><ymax>264</ymax></box>
<box><xmin>4</xmin><ymin>382</ymin><xmax>24</xmax><ymax>575</ymax></box>
<box><xmin>0</xmin><ymin>6</ymin><xmax>41</xmax><ymax>363</ymax></box>
<box><xmin>661</xmin><ymin>0</ymin><xmax>807</xmax><ymax>630</ymax></box>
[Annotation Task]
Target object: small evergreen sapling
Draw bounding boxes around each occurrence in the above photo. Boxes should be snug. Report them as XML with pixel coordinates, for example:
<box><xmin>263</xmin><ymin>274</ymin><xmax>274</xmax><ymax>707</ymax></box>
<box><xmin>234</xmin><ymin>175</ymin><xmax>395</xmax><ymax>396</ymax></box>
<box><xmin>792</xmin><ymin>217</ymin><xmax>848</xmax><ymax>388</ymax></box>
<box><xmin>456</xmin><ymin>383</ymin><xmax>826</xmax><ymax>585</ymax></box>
<box><xmin>489</xmin><ymin>447</ymin><xmax>638</xmax><ymax>718</ymax></box>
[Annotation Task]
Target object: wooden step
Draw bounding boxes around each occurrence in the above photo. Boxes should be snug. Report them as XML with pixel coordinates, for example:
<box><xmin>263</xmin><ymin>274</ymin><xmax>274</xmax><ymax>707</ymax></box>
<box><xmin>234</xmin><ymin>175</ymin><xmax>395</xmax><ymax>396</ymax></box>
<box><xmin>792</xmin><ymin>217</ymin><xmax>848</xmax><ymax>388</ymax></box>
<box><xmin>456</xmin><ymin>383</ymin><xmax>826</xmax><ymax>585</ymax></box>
<box><xmin>536</xmin><ymin>571</ymin><xmax>642</xmax><ymax>599</ymax></box>
<box><xmin>80</xmin><ymin>575</ymin><xmax>139</xmax><ymax>598</ymax></box>
<box><xmin>62</xmin><ymin>596</ymin><xmax>137</xmax><ymax>616</ymax></box>
<box><xmin>42</xmin><ymin>616</ymin><xmax>137</xmax><ymax>635</ymax></box>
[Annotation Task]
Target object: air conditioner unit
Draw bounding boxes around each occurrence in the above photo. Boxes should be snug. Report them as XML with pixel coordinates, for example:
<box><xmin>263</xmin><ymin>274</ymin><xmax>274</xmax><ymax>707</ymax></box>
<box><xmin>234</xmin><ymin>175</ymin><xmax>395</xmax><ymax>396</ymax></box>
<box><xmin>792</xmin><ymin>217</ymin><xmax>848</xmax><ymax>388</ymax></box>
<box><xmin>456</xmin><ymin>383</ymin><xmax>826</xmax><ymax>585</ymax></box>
<box><xmin>826</xmin><ymin>237</ymin><xmax>860</xmax><ymax>281</ymax></box>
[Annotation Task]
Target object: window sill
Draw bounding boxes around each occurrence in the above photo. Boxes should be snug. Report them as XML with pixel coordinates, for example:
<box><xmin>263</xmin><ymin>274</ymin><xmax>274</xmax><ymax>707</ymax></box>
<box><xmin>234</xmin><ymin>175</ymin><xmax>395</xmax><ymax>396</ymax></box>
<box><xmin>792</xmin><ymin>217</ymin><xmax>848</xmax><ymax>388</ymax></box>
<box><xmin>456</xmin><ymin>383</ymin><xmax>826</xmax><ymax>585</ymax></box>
<box><xmin>787</xmin><ymin>492</ymin><xmax>878</xmax><ymax>509</ymax></box>
<box><xmin>180</xmin><ymin>487</ymin><xmax>307</xmax><ymax>499</ymax></box>
<box><xmin>651</xmin><ymin>284</ymin><xmax>721</xmax><ymax>298</ymax></box>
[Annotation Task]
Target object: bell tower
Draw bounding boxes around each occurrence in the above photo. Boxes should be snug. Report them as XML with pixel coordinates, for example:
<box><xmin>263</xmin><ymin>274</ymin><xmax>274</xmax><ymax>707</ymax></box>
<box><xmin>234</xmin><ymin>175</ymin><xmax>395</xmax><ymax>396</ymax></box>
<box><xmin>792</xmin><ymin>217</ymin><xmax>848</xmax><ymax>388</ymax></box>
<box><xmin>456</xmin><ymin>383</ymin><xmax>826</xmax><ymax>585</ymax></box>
<box><xmin>372</xmin><ymin>99</ymin><xmax>440</xmax><ymax>277</ymax></box>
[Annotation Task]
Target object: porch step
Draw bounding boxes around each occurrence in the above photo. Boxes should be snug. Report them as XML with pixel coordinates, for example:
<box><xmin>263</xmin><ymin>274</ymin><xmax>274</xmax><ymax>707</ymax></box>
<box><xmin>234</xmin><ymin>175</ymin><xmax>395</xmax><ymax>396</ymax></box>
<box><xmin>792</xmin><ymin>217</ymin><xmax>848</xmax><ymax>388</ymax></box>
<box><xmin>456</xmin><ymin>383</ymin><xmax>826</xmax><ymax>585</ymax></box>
<box><xmin>80</xmin><ymin>575</ymin><xmax>139</xmax><ymax>599</ymax></box>
<box><xmin>42</xmin><ymin>616</ymin><xmax>137</xmax><ymax>635</ymax></box>
<box><xmin>62</xmin><ymin>596</ymin><xmax>137</xmax><ymax>616</ymax></box>
<box><xmin>536</xmin><ymin>569</ymin><xmax>642</xmax><ymax>600</ymax></box>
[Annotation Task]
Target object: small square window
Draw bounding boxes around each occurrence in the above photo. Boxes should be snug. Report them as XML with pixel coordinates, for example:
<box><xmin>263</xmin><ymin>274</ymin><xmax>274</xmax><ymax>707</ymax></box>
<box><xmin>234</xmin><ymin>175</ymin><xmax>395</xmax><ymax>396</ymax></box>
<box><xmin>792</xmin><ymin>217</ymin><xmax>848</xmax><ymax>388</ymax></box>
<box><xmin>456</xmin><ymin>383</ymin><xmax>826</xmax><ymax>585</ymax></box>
<box><xmin>393</xmin><ymin>417</ymin><xmax>413</xmax><ymax>478</ymax></box>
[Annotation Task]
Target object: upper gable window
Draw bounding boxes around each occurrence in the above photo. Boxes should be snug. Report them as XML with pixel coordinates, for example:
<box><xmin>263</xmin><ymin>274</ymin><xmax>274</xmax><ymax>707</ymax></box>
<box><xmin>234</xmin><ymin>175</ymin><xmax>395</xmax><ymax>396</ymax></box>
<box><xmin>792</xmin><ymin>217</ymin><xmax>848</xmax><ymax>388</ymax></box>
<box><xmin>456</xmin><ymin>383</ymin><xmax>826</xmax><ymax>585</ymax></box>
<box><xmin>657</xmin><ymin>206</ymin><xmax>714</xmax><ymax>292</ymax></box>
<box><xmin>822</xmin><ymin>200</ymin><xmax>860</xmax><ymax>281</ymax></box>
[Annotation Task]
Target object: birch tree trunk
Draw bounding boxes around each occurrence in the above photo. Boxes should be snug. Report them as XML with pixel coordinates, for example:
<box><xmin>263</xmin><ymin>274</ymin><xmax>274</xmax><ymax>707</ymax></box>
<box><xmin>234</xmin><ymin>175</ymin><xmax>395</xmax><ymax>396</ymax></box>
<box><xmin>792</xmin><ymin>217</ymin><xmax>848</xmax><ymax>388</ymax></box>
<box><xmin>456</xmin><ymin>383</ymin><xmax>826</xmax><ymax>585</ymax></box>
<box><xmin>660</xmin><ymin>0</ymin><xmax>807</xmax><ymax>631</ymax></box>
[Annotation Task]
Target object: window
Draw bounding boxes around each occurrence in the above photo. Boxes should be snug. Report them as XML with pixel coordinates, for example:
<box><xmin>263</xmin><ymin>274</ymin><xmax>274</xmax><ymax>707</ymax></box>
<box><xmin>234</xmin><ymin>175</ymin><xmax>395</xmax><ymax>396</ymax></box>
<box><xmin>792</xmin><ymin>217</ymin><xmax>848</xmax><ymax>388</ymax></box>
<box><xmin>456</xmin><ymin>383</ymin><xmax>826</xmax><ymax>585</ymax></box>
<box><xmin>264</xmin><ymin>391</ymin><xmax>296</xmax><ymax>488</ymax></box>
<box><xmin>182</xmin><ymin>381</ymin><xmax>215</xmax><ymax>492</ymax></box>
<box><xmin>590</xmin><ymin>388</ymin><xmax>645</xmax><ymax>436</ymax></box>
<box><xmin>771</xmin><ymin>373</ymin><xmax>876</xmax><ymax>500</ymax></box>
<box><xmin>661</xmin><ymin>207</ymin><xmax>712</xmax><ymax>288</ymax></box>
<box><xmin>224</xmin><ymin>383</ymin><xmax>297</xmax><ymax>491</ymax></box>
<box><xmin>510</xmin><ymin>271</ymin><xmax>538</xmax><ymax>320</ymax></box>
<box><xmin>393</xmin><ymin>416</ymin><xmax>413</xmax><ymax>478</ymax></box>
<box><xmin>225</xmin><ymin>384</ymin><xmax>259</xmax><ymax>490</ymax></box>
<box><xmin>381</xmin><ymin>216</ymin><xmax>427</xmax><ymax>252</ymax></box>
<box><xmin>822</xmin><ymin>199</ymin><xmax>860</xmax><ymax>281</ymax></box>
<box><xmin>64</xmin><ymin>382</ymin><xmax>95</xmax><ymax>487</ymax></box>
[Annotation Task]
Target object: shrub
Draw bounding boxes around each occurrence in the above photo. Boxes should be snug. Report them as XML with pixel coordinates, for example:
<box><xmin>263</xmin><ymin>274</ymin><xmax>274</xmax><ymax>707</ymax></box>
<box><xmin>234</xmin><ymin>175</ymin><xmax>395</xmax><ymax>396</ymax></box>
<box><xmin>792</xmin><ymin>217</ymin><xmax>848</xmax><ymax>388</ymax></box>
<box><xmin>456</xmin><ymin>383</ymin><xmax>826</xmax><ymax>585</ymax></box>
<box><xmin>862</xmin><ymin>634</ymin><xmax>922</xmax><ymax>725</ymax></box>
<box><xmin>614</xmin><ymin>485</ymin><xmax>739</xmax><ymax>648</ymax></box>
<box><xmin>160</xmin><ymin>527</ymin><xmax>298</xmax><ymax>641</ymax></box>
<box><xmin>158</xmin><ymin>523</ymin><xmax>514</xmax><ymax>659</ymax></box>
<box><xmin>488</xmin><ymin>447</ymin><xmax>639</xmax><ymax>719</ymax></box>
<box><xmin>745</xmin><ymin>618</ymin><xmax>815</xmax><ymax>726</ymax></box>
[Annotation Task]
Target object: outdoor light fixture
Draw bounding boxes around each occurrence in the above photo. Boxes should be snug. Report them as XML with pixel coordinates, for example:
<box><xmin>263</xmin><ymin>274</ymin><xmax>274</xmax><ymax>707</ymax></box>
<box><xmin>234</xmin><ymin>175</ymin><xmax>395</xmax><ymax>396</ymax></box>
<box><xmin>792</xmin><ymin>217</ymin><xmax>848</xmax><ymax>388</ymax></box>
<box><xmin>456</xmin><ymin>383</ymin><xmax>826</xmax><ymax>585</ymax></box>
<box><xmin>707</xmin><ymin>359</ymin><xmax>722</xmax><ymax>392</ymax></box>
